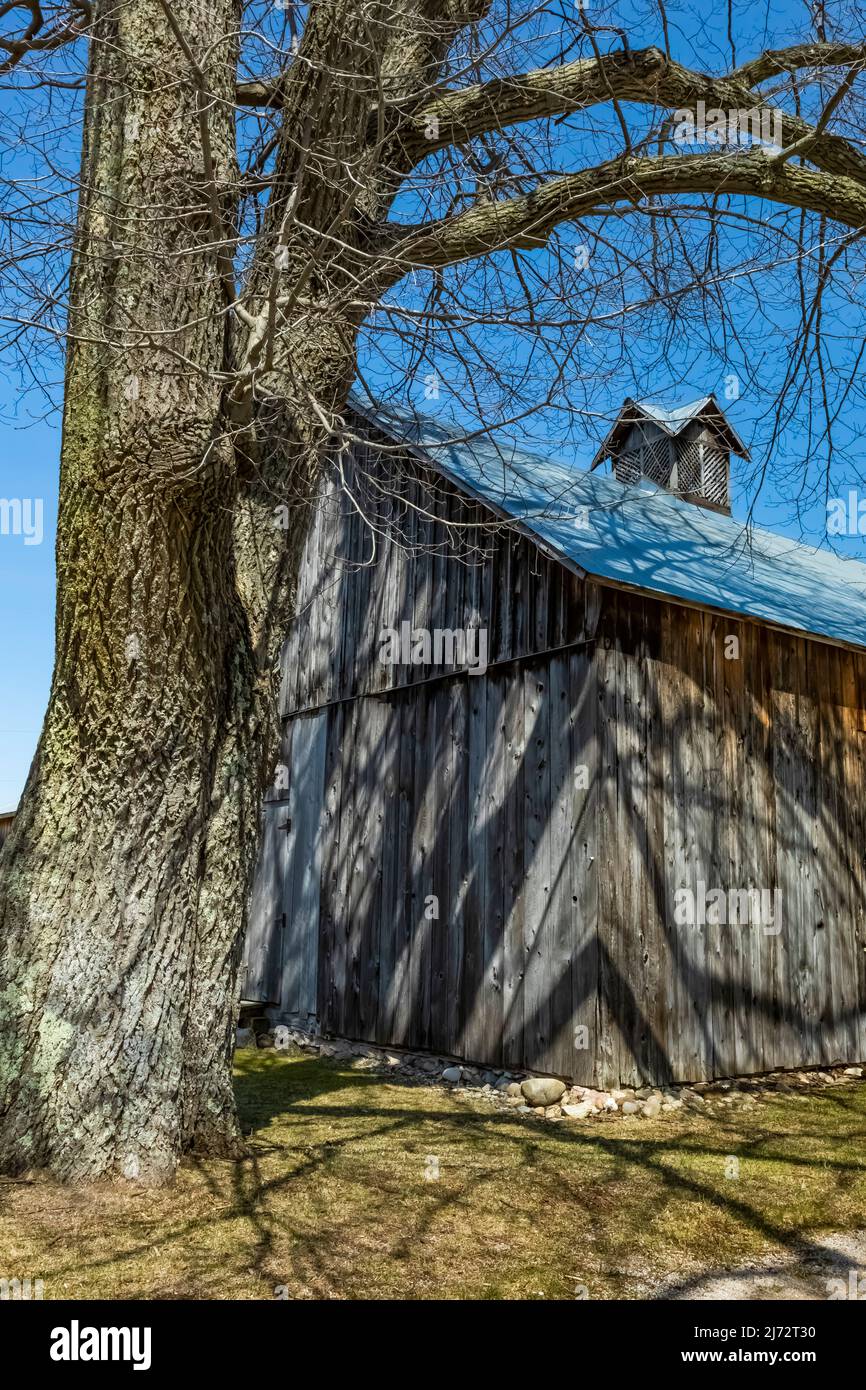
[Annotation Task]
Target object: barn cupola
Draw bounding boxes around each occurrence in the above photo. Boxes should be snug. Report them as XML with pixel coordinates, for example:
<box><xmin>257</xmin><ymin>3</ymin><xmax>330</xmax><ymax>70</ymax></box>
<box><xmin>591</xmin><ymin>395</ymin><xmax>749</xmax><ymax>516</ymax></box>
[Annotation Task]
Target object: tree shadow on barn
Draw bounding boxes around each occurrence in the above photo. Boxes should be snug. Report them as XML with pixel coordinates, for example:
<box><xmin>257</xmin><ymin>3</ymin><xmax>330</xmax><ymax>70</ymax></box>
<box><xmin>262</xmin><ymin>444</ymin><xmax>866</xmax><ymax>1097</ymax></box>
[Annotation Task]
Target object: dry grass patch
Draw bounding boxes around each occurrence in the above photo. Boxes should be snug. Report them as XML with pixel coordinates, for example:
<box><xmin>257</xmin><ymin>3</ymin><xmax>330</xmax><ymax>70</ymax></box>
<box><xmin>1</xmin><ymin>1052</ymin><xmax>864</xmax><ymax>1299</ymax></box>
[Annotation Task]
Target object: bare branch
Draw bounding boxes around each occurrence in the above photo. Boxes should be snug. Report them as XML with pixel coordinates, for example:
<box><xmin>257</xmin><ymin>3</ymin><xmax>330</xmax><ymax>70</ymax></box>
<box><xmin>400</xmin><ymin>47</ymin><xmax>866</xmax><ymax>186</ymax></box>
<box><xmin>771</xmin><ymin>62</ymin><xmax>863</xmax><ymax>166</ymax></box>
<box><xmin>731</xmin><ymin>41</ymin><xmax>866</xmax><ymax>86</ymax></box>
<box><xmin>236</xmin><ymin>77</ymin><xmax>284</xmax><ymax>108</ymax></box>
<box><xmin>380</xmin><ymin>153</ymin><xmax>866</xmax><ymax>276</ymax></box>
<box><xmin>0</xmin><ymin>0</ymin><xmax>89</xmax><ymax>75</ymax></box>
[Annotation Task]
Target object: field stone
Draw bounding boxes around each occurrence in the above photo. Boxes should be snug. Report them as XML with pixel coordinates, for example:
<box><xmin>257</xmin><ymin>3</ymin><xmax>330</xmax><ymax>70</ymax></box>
<box><xmin>621</xmin><ymin>1100</ymin><xmax>640</xmax><ymax>1115</ymax></box>
<box><xmin>584</xmin><ymin>1089</ymin><xmax>616</xmax><ymax>1111</ymax></box>
<box><xmin>640</xmin><ymin>1094</ymin><xmax>662</xmax><ymax>1119</ymax></box>
<box><xmin>681</xmin><ymin>1088</ymin><xmax>706</xmax><ymax>1107</ymax></box>
<box><xmin>506</xmin><ymin>1081</ymin><xmax>523</xmax><ymax>1097</ymax></box>
<box><xmin>441</xmin><ymin>1066</ymin><xmax>462</xmax><ymax>1084</ymax></box>
<box><xmin>521</xmin><ymin>1077</ymin><xmax>567</xmax><ymax>1107</ymax></box>
<box><xmin>562</xmin><ymin>1100</ymin><xmax>593</xmax><ymax>1120</ymax></box>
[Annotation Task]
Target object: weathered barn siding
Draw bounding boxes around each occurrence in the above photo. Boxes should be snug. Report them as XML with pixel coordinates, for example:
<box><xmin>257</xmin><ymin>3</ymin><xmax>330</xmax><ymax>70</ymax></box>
<box><xmin>592</xmin><ymin>594</ymin><xmax>866</xmax><ymax>1086</ymax></box>
<box><xmin>243</xmin><ymin>429</ymin><xmax>866</xmax><ymax>1086</ymax></box>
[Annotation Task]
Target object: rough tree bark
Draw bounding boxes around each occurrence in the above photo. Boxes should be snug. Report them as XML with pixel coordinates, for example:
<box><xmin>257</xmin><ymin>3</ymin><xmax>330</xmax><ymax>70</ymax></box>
<box><xmin>0</xmin><ymin>0</ymin><xmax>252</xmax><ymax>1181</ymax></box>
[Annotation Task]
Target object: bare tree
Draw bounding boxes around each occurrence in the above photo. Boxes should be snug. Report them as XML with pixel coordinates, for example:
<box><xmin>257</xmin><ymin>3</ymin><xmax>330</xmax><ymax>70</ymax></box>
<box><xmin>1</xmin><ymin>0</ymin><xmax>866</xmax><ymax>1182</ymax></box>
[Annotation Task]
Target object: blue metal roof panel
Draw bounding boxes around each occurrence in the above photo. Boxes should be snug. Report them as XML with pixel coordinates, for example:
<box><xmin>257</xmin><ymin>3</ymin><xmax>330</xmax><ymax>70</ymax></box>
<box><xmin>638</xmin><ymin>396</ymin><xmax>714</xmax><ymax>430</ymax></box>
<box><xmin>354</xmin><ymin>396</ymin><xmax>866</xmax><ymax>651</ymax></box>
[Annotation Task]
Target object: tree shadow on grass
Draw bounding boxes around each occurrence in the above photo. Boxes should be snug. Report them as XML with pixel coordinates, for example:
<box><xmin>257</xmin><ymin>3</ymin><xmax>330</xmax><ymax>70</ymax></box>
<box><xmin>226</xmin><ymin>1056</ymin><xmax>866</xmax><ymax>1297</ymax></box>
<box><xmin>20</xmin><ymin>1059</ymin><xmax>866</xmax><ymax>1299</ymax></box>
<box><xmin>234</xmin><ymin>1052</ymin><xmax>388</xmax><ymax>1133</ymax></box>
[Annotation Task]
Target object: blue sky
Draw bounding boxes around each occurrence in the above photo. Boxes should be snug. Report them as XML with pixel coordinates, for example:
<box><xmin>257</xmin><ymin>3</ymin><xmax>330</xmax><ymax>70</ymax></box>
<box><xmin>0</xmin><ymin>410</ymin><xmax>57</xmax><ymax>809</ymax></box>
<box><xmin>2</xmin><ymin>0</ymin><xmax>866</xmax><ymax>808</ymax></box>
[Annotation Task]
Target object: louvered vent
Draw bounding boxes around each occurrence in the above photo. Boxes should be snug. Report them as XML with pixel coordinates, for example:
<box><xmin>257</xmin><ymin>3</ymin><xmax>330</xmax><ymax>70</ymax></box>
<box><xmin>615</xmin><ymin>450</ymin><xmax>642</xmax><ymax>484</ymax></box>
<box><xmin>677</xmin><ymin>440</ymin><xmax>702</xmax><ymax>496</ymax></box>
<box><xmin>702</xmin><ymin>447</ymin><xmax>728</xmax><ymax>505</ymax></box>
<box><xmin>599</xmin><ymin>397</ymin><xmax>739</xmax><ymax>514</ymax></box>
<box><xmin>615</xmin><ymin>440</ymin><xmax>673</xmax><ymax>487</ymax></box>
<box><xmin>644</xmin><ymin>438</ymin><xmax>673</xmax><ymax>486</ymax></box>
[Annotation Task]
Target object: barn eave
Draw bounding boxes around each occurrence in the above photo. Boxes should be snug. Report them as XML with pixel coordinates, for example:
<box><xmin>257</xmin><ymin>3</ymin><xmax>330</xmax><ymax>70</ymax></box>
<box><xmin>349</xmin><ymin>394</ymin><xmax>866</xmax><ymax>658</ymax></box>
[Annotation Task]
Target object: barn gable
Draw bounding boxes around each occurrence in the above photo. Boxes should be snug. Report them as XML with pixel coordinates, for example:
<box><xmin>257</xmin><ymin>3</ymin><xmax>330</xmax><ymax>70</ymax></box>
<box><xmin>242</xmin><ymin>402</ymin><xmax>866</xmax><ymax>1088</ymax></box>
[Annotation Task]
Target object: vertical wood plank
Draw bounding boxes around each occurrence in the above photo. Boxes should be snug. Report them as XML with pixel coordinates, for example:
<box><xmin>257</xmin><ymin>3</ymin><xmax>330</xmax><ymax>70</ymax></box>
<box><xmin>523</xmin><ymin>661</ymin><xmax>552</xmax><ymax>1071</ymax></box>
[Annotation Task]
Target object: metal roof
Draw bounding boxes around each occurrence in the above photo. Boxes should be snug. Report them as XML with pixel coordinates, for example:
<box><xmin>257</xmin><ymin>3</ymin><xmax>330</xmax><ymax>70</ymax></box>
<box><xmin>640</xmin><ymin>396</ymin><xmax>715</xmax><ymax>426</ymax></box>
<box><xmin>351</xmin><ymin>395</ymin><xmax>866</xmax><ymax>653</ymax></box>
<box><xmin>591</xmin><ymin>393</ymin><xmax>751</xmax><ymax>467</ymax></box>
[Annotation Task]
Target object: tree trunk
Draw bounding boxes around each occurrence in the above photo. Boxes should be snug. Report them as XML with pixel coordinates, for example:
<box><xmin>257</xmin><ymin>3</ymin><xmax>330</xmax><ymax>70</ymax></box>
<box><xmin>0</xmin><ymin>0</ymin><xmax>253</xmax><ymax>1182</ymax></box>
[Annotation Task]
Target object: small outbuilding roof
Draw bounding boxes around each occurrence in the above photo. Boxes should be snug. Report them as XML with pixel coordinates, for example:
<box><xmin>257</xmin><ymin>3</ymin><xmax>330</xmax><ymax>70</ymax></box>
<box><xmin>590</xmin><ymin>394</ymin><xmax>751</xmax><ymax>468</ymax></box>
<box><xmin>351</xmin><ymin>394</ymin><xmax>866</xmax><ymax>654</ymax></box>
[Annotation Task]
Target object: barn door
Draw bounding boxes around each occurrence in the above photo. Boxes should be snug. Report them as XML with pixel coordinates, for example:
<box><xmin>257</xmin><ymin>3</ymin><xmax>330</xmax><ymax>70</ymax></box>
<box><xmin>278</xmin><ymin>713</ymin><xmax>327</xmax><ymax>1024</ymax></box>
<box><xmin>244</xmin><ymin>800</ymin><xmax>286</xmax><ymax>1005</ymax></box>
<box><xmin>243</xmin><ymin>712</ymin><xmax>327</xmax><ymax>1017</ymax></box>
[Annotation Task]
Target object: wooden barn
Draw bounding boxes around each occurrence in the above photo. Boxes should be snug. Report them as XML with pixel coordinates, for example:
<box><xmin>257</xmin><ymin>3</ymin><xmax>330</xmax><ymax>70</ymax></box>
<box><xmin>242</xmin><ymin>394</ymin><xmax>866</xmax><ymax>1088</ymax></box>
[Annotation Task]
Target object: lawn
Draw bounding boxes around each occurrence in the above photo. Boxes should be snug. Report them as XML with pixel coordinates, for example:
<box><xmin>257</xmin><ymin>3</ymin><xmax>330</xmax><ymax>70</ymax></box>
<box><xmin>1</xmin><ymin>1052</ymin><xmax>865</xmax><ymax>1300</ymax></box>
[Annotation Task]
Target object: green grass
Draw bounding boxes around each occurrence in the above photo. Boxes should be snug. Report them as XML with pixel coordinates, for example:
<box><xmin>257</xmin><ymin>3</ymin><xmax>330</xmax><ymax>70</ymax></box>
<box><xmin>1</xmin><ymin>1052</ymin><xmax>865</xmax><ymax>1299</ymax></box>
